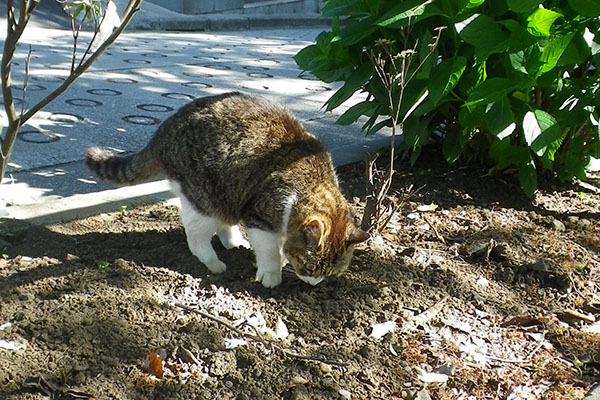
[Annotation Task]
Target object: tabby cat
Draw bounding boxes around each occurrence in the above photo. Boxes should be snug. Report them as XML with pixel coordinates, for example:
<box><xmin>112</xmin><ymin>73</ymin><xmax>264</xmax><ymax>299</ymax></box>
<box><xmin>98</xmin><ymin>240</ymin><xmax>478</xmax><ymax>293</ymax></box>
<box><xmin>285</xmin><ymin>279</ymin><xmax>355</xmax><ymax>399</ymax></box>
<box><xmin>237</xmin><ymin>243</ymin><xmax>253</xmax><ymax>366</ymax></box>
<box><xmin>86</xmin><ymin>92</ymin><xmax>368</xmax><ymax>288</ymax></box>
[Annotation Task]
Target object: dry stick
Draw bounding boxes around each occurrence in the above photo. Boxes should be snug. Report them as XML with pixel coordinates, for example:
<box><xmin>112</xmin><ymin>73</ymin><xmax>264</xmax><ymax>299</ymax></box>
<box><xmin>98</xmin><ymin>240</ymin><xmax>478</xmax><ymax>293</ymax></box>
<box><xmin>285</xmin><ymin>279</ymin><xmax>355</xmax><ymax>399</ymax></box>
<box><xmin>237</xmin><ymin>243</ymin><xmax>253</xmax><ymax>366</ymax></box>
<box><xmin>1</xmin><ymin>0</ymin><xmax>143</xmax><ymax>181</ymax></box>
<box><xmin>174</xmin><ymin>303</ymin><xmax>348</xmax><ymax>367</ymax></box>
<box><xmin>422</xmin><ymin>215</ymin><xmax>446</xmax><ymax>245</ymax></box>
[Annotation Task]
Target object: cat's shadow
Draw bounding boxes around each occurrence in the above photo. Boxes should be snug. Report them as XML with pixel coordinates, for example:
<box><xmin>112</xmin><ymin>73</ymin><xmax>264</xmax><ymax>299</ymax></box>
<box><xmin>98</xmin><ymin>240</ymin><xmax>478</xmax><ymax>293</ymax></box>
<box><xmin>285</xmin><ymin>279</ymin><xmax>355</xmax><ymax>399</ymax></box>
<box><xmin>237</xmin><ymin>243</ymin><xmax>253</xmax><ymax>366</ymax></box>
<box><xmin>0</xmin><ymin>219</ymin><xmax>340</xmax><ymax>300</ymax></box>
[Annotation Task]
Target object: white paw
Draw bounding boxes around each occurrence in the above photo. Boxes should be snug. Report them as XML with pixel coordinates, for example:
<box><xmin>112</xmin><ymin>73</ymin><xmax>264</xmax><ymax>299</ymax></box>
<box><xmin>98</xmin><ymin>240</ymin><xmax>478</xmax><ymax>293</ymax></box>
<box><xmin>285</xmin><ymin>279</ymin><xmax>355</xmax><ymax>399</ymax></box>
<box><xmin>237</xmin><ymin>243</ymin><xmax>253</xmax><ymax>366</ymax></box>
<box><xmin>297</xmin><ymin>274</ymin><xmax>324</xmax><ymax>286</ymax></box>
<box><xmin>256</xmin><ymin>269</ymin><xmax>282</xmax><ymax>288</ymax></box>
<box><xmin>205</xmin><ymin>258</ymin><xmax>227</xmax><ymax>274</ymax></box>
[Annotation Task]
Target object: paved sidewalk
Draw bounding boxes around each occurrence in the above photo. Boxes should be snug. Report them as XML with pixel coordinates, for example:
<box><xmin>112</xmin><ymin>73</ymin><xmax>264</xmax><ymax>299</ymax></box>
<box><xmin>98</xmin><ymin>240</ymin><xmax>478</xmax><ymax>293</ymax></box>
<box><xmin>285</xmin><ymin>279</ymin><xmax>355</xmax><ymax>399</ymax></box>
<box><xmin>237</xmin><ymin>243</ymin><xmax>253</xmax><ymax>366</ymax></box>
<box><xmin>0</xmin><ymin>3</ymin><xmax>391</xmax><ymax>220</ymax></box>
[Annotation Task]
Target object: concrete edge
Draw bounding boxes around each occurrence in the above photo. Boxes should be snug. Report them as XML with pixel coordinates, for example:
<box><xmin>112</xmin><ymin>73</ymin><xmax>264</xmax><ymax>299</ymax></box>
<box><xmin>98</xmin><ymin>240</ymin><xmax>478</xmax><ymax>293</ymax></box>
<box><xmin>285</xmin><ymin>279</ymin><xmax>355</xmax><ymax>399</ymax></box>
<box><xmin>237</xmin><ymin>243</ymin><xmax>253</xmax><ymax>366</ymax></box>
<box><xmin>1</xmin><ymin>180</ymin><xmax>174</xmax><ymax>225</ymax></box>
<box><xmin>128</xmin><ymin>13</ymin><xmax>331</xmax><ymax>31</ymax></box>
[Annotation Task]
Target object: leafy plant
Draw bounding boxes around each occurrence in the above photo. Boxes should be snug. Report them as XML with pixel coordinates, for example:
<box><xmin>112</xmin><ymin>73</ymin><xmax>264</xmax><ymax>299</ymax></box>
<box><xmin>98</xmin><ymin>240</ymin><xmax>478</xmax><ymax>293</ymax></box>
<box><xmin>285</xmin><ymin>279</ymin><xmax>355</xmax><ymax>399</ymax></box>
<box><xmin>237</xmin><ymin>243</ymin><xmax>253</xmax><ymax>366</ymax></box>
<box><xmin>97</xmin><ymin>260</ymin><xmax>110</xmax><ymax>270</ymax></box>
<box><xmin>295</xmin><ymin>0</ymin><xmax>600</xmax><ymax>196</ymax></box>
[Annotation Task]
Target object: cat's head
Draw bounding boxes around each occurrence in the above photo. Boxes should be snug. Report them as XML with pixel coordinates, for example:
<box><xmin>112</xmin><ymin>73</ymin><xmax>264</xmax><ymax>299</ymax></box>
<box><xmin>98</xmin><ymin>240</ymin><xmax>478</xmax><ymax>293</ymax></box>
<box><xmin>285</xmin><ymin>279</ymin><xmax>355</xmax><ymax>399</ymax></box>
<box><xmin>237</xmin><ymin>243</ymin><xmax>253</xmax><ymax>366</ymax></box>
<box><xmin>283</xmin><ymin>214</ymin><xmax>369</xmax><ymax>282</ymax></box>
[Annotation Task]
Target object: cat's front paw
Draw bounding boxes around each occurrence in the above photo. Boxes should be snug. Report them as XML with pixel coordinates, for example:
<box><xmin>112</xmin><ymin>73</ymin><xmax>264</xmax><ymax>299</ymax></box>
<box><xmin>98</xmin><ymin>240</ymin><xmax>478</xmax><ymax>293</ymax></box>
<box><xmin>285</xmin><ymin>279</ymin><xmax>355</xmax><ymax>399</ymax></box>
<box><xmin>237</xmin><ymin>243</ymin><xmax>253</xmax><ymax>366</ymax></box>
<box><xmin>256</xmin><ymin>269</ymin><xmax>282</xmax><ymax>288</ymax></box>
<box><xmin>205</xmin><ymin>258</ymin><xmax>227</xmax><ymax>274</ymax></box>
<box><xmin>296</xmin><ymin>274</ymin><xmax>324</xmax><ymax>286</ymax></box>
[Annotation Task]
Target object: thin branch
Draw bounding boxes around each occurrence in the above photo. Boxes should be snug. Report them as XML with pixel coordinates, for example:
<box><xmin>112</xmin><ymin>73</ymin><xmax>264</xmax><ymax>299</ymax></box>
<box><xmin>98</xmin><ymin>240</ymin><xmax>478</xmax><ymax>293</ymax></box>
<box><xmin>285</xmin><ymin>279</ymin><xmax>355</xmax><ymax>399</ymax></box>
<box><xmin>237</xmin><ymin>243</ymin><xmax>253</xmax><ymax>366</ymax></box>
<box><xmin>17</xmin><ymin>0</ymin><xmax>143</xmax><ymax>125</ymax></box>
<box><xmin>19</xmin><ymin>45</ymin><xmax>32</xmax><ymax>119</ymax></box>
<box><xmin>174</xmin><ymin>302</ymin><xmax>348</xmax><ymax>367</ymax></box>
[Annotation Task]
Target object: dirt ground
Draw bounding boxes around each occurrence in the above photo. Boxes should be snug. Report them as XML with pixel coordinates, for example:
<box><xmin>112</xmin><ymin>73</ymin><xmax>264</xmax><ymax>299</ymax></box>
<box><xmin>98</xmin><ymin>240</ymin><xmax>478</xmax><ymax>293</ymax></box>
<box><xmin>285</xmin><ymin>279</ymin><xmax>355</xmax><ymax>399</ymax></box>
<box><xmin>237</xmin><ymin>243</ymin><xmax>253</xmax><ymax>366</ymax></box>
<box><xmin>1</xmin><ymin>146</ymin><xmax>600</xmax><ymax>400</ymax></box>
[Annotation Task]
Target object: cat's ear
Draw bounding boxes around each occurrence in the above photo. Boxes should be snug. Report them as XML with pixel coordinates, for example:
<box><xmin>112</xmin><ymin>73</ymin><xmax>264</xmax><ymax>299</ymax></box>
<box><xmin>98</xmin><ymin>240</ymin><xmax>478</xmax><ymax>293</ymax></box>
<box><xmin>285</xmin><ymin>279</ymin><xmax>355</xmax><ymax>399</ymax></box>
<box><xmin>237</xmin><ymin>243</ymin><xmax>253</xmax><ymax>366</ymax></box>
<box><xmin>304</xmin><ymin>217</ymin><xmax>326</xmax><ymax>247</ymax></box>
<box><xmin>347</xmin><ymin>227</ymin><xmax>369</xmax><ymax>246</ymax></box>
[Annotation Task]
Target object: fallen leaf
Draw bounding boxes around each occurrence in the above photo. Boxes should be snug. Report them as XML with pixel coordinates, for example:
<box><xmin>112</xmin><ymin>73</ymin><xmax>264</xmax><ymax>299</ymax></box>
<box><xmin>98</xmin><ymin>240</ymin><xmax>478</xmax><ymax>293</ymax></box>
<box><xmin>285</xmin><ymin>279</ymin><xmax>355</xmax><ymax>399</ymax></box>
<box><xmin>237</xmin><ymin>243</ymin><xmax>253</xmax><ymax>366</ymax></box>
<box><xmin>274</xmin><ymin>316</ymin><xmax>289</xmax><ymax>340</ymax></box>
<box><xmin>370</xmin><ymin>321</ymin><xmax>396</xmax><ymax>339</ymax></box>
<box><xmin>417</xmin><ymin>203</ymin><xmax>438</xmax><ymax>212</ymax></box>
<box><xmin>389</xmin><ymin>343</ymin><xmax>398</xmax><ymax>356</ymax></box>
<box><xmin>476</xmin><ymin>276</ymin><xmax>489</xmax><ymax>287</ymax></box>
<box><xmin>582</xmin><ymin>320</ymin><xmax>600</xmax><ymax>334</ymax></box>
<box><xmin>319</xmin><ymin>362</ymin><xmax>332</xmax><ymax>375</ymax></box>
<box><xmin>224</xmin><ymin>337</ymin><xmax>247</xmax><ymax>349</ymax></box>
<box><xmin>0</xmin><ymin>339</ymin><xmax>26</xmax><ymax>351</ymax></box>
<box><xmin>290</xmin><ymin>376</ymin><xmax>309</xmax><ymax>386</ymax></box>
<box><xmin>145</xmin><ymin>352</ymin><xmax>164</xmax><ymax>379</ymax></box>
<box><xmin>416</xmin><ymin>366</ymin><xmax>450</xmax><ymax>383</ymax></box>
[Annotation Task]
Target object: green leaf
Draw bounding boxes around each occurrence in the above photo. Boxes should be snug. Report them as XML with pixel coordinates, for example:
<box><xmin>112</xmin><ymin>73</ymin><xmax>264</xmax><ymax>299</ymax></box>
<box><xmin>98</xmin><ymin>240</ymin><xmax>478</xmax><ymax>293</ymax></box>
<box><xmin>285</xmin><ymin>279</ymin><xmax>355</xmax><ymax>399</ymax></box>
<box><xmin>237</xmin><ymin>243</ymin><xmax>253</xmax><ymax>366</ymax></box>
<box><xmin>518</xmin><ymin>159</ymin><xmax>537</xmax><ymax>196</ymax></box>
<box><xmin>567</xmin><ymin>0</ymin><xmax>600</xmax><ymax>17</ymax></box>
<box><xmin>322</xmin><ymin>0</ymin><xmax>371</xmax><ymax>17</ymax></box>
<box><xmin>336</xmin><ymin>101</ymin><xmax>377</xmax><ymax>125</ymax></box>
<box><xmin>526</xmin><ymin>8</ymin><xmax>563</xmax><ymax>37</ymax></box>
<box><xmin>443</xmin><ymin>127</ymin><xmax>471</xmax><ymax>163</ymax></box>
<box><xmin>294</xmin><ymin>43</ymin><xmax>321</xmax><ymax>71</ymax></box>
<box><xmin>465</xmin><ymin>0</ymin><xmax>486</xmax><ymax>9</ymax></box>
<box><xmin>507</xmin><ymin>0</ymin><xmax>539</xmax><ymax>13</ymax></box>
<box><xmin>333</xmin><ymin>17</ymin><xmax>379</xmax><ymax>46</ymax></box>
<box><xmin>485</xmin><ymin>97</ymin><xmax>516</xmax><ymax>140</ymax></box>
<box><xmin>428</xmin><ymin>56</ymin><xmax>466</xmax><ymax>105</ymax></box>
<box><xmin>522</xmin><ymin>110</ymin><xmax>563</xmax><ymax>157</ymax></box>
<box><xmin>464</xmin><ymin>78</ymin><xmax>530</xmax><ymax>108</ymax></box>
<box><xmin>458</xmin><ymin>14</ymin><xmax>510</xmax><ymax>60</ymax></box>
<box><xmin>538</xmin><ymin>32</ymin><xmax>575</xmax><ymax>75</ymax></box>
<box><xmin>502</xmin><ymin>19</ymin><xmax>538</xmax><ymax>53</ymax></box>
<box><xmin>376</xmin><ymin>0</ymin><xmax>438</xmax><ymax>28</ymax></box>
<box><xmin>497</xmin><ymin>145</ymin><xmax>530</xmax><ymax>170</ymax></box>
<box><xmin>325</xmin><ymin>63</ymin><xmax>372</xmax><ymax>111</ymax></box>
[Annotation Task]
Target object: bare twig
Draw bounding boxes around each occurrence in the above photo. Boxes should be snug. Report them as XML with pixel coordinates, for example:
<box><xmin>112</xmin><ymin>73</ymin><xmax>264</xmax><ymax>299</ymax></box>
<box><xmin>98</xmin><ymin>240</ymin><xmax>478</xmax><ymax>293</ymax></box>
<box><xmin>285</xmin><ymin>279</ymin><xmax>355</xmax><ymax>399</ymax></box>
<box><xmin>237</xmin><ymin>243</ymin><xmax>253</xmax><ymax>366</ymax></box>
<box><xmin>174</xmin><ymin>302</ymin><xmax>348</xmax><ymax>367</ymax></box>
<box><xmin>1</xmin><ymin>0</ymin><xmax>144</xmax><ymax>182</ymax></box>
<box><xmin>423</xmin><ymin>215</ymin><xmax>446</xmax><ymax>245</ymax></box>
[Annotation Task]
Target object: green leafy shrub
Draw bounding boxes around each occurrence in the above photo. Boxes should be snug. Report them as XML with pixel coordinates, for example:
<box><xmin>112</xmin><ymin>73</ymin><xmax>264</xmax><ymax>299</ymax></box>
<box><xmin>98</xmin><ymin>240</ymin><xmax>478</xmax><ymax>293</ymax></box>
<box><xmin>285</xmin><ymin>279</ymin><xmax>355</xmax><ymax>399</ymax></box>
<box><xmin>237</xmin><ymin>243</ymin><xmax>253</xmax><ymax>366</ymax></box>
<box><xmin>295</xmin><ymin>0</ymin><xmax>600</xmax><ymax>195</ymax></box>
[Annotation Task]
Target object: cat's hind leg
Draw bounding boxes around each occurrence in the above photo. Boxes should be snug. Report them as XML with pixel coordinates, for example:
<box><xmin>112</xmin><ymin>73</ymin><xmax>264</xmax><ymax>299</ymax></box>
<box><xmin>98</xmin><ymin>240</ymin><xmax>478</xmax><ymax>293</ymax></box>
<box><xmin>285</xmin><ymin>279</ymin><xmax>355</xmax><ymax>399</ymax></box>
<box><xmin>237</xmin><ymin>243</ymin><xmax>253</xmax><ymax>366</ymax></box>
<box><xmin>217</xmin><ymin>224</ymin><xmax>251</xmax><ymax>250</ymax></box>
<box><xmin>179</xmin><ymin>195</ymin><xmax>227</xmax><ymax>274</ymax></box>
<box><xmin>246</xmin><ymin>228</ymin><xmax>283</xmax><ymax>288</ymax></box>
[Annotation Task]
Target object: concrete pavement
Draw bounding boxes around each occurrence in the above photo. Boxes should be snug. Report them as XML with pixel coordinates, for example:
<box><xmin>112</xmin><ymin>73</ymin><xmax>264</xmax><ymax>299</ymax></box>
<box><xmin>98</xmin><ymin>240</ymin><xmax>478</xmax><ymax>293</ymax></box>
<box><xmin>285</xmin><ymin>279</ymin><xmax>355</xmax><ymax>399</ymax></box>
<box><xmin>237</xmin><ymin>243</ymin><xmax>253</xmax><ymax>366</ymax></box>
<box><xmin>0</xmin><ymin>2</ymin><xmax>391</xmax><ymax>221</ymax></box>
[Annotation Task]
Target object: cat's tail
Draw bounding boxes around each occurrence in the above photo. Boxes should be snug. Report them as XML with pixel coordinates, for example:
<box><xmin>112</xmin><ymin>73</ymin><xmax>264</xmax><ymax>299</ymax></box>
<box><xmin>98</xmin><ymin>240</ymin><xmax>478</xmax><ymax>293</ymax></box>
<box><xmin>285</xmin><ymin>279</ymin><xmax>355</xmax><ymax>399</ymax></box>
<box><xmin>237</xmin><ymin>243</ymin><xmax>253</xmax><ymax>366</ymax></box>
<box><xmin>85</xmin><ymin>146</ymin><xmax>161</xmax><ymax>185</ymax></box>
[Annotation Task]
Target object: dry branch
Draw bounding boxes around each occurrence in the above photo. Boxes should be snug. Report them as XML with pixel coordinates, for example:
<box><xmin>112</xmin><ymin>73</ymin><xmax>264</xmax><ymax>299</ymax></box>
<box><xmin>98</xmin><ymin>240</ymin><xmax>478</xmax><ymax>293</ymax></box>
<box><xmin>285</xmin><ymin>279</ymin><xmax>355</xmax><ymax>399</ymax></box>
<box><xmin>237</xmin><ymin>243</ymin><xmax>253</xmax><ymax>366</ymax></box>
<box><xmin>174</xmin><ymin>302</ymin><xmax>348</xmax><ymax>367</ymax></box>
<box><xmin>1</xmin><ymin>0</ymin><xmax>144</xmax><ymax>182</ymax></box>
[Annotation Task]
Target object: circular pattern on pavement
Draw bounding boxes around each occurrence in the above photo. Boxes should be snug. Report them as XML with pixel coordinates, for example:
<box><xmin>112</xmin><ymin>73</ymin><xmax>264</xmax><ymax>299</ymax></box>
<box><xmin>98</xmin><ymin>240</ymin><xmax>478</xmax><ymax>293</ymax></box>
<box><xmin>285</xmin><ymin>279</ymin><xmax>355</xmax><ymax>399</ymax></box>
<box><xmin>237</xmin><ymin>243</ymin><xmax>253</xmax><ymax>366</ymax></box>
<box><xmin>49</xmin><ymin>113</ymin><xmax>84</xmax><ymax>124</ymax></box>
<box><xmin>247</xmin><ymin>72</ymin><xmax>273</xmax><ymax>78</ymax></box>
<box><xmin>124</xmin><ymin>59</ymin><xmax>152</xmax><ymax>65</ymax></box>
<box><xmin>18</xmin><ymin>129</ymin><xmax>60</xmax><ymax>144</ymax></box>
<box><xmin>122</xmin><ymin>115</ymin><xmax>161</xmax><ymax>126</ymax></box>
<box><xmin>107</xmin><ymin>77</ymin><xmax>138</xmax><ymax>84</ymax></box>
<box><xmin>65</xmin><ymin>98</ymin><xmax>103</xmax><ymax>107</ymax></box>
<box><xmin>161</xmin><ymin>92</ymin><xmax>196</xmax><ymax>101</ymax></box>
<box><xmin>136</xmin><ymin>104</ymin><xmax>174</xmax><ymax>113</ymax></box>
<box><xmin>87</xmin><ymin>88</ymin><xmax>122</xmax><ymax>96</ymax></box>
<box><xmin>181</xmin><ymin>82</ymin><xmax>212</xmax><ymax>89</ymax></box>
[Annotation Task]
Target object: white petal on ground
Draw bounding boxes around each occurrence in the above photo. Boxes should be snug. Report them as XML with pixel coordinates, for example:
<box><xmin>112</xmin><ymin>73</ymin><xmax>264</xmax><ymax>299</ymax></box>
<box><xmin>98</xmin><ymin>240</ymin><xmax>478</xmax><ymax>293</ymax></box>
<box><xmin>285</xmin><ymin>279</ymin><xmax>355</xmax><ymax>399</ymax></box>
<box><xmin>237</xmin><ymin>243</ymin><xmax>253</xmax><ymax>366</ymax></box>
<box><xmin>416</xmin><ymin>367</ymin><xmax>450</xmax><ymax>383</ymax></box>
<box><xmin>274</xmin><ymin>316</ymin><xmax>289</xmax><ymax>340</ymax></box>
<box><xmin>417</xmin><ymin>203</ymin><xmax>438</xmax><ymax>212</ymax></box>
<box><xmin>224</xmin><ymin>338</ymin><xmax>247</xmax><ymax>349</ymax></box>
<box><xmin>370</xmin><ymin>321</ymin><xmax>396</xmax><ymax>339</ymax></box>
<box><xmin>0</xmin><ymin>339</ymin><xmax>26</xmax><ymax>351</ymax></box>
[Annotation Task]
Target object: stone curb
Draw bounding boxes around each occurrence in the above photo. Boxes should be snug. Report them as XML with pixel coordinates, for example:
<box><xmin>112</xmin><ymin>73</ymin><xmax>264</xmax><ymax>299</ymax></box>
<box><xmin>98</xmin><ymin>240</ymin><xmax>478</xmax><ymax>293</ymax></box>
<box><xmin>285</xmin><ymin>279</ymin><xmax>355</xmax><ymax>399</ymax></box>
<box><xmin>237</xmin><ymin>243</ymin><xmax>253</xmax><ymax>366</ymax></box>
<box><xmin>128</xmin><ymin>13</ymin><xmax>331</xmax><ymax>31</ymax></box>
<box><xmin>1</xmin><ymin>180</ymin><xmax>174</xmax><ymax>225</ymax></box>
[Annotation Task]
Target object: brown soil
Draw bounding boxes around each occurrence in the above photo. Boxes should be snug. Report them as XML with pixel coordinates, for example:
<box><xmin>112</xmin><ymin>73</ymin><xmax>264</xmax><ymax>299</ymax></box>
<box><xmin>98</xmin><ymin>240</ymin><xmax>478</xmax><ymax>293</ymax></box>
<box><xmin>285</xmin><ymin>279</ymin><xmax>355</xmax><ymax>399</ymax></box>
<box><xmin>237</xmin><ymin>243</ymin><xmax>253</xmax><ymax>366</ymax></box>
<box><xmin>1</xmin><ymin>146</ymin><xmax>600</xmax><ymax>400</ymax></box>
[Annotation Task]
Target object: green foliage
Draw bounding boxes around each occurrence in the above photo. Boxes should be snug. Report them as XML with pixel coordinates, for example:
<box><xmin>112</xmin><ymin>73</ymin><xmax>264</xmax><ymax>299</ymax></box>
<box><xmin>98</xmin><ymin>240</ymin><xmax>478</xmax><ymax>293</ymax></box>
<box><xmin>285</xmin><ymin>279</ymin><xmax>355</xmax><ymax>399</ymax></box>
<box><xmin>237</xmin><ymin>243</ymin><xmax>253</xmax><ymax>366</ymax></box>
<box><xmin>63</xmin><ymin>0</ymin><xmax>103</xmax><ymax>20</ymax></box>
<box><xmin>97</xmin><ymin>260</ymin><xmax>110</xmax><ymax>270</ymax></box>
<box><xmin>294</xmin><ymin>0</ymin><xmax>600</xmax><ymax>196</ymax></box>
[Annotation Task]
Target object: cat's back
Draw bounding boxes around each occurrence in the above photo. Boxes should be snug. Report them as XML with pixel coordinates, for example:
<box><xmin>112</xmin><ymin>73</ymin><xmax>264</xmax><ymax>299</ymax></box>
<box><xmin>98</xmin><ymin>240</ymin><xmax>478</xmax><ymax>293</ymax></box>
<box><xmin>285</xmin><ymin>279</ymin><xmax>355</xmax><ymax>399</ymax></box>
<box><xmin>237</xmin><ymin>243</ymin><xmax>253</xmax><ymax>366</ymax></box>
<box><xmin>155</xmin><ymin>92</ymin><xmax>311</xmax><ymax>151</ymax></box>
